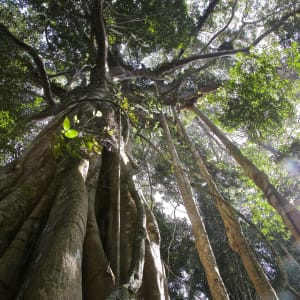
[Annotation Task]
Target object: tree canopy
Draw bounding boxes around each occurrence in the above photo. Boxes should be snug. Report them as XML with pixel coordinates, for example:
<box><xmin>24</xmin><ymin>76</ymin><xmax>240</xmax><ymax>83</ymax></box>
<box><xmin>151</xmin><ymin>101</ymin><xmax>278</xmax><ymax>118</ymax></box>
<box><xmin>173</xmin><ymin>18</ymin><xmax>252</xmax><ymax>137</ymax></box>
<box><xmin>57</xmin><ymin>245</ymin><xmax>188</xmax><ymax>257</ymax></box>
<box><xmin>1</xmin><ymin>0</ymin><xmax>300</xmax><ymax>299</ymax></box>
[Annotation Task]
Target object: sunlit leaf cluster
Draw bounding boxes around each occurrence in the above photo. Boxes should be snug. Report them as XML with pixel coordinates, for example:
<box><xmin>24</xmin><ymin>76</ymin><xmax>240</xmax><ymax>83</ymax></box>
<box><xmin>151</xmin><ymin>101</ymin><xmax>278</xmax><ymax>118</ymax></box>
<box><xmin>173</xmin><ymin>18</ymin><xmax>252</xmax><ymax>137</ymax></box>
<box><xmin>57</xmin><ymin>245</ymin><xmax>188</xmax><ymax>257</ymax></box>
<box><xmin>211</xmin><ymin>46</ymin><xmax>299</xmax><ymax>139</ymax></box>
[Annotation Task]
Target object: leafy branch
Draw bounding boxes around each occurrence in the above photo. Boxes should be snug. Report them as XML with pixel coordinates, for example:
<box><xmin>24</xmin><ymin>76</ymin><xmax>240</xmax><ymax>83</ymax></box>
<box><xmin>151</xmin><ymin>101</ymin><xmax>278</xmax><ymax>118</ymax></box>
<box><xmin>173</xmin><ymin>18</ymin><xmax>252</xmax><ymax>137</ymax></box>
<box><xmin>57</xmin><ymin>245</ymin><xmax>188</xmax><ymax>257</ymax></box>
<box><xmin>53</xmin><ymin>116</ymin><xmax>101</xmax><ymax>159</ymax></box>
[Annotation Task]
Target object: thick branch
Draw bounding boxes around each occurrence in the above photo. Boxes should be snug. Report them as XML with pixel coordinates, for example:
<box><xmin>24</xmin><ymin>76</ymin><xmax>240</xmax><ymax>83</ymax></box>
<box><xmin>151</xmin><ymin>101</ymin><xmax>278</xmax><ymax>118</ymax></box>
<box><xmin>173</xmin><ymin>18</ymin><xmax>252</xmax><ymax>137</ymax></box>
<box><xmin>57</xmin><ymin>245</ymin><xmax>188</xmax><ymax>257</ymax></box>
<box><xmin>196</xmin><ymin>0</ymin><xmax>220</xmax><ymax>31</ymax></box>
<box><xmin>155</xmin><ymin>48</ymin><xmax>248</xmax><ymax>75</ymax></box>
<box><xmin>0</xmin><ymin>23</ymin><xmax>54</xmax><ymax>107</ymax></box>
<box><xmin>90</xmin><ymin>0</ymin><xmax>108</xmax><ymax>86</ymax></box>
<box><xmin>20</xmin><ymin>57</ymin><xmax>66</xmax><ymax>99</ymax></box>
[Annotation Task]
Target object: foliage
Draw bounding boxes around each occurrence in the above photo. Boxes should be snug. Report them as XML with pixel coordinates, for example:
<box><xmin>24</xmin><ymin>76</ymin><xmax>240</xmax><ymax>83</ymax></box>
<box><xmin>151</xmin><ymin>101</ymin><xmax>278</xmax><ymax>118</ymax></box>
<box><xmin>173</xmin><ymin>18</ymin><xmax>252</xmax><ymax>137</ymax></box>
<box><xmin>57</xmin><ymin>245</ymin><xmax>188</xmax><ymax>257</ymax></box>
<box><xmin>286</xmin><ymin>41</ymin><xmax>300</xmax><ymax>73</ymax></box>
<box><xmin>275</xmin><ymin>14</ymin><xmax>300</xmax><ymax>46</ymax></box>
<box><xmin>53</xmin><ymin>116</ymin><xmax>101</xmax><ymax>159</ymax></box>
<box><xmin>108</xmin><ymin>0</ymin><xmax>194</xmax><ymax>54</ymax></box>
<box><xmin>155</xmin><ymin>208</ymin><xmax>209</xmax><ymax>299</ymax></box>
<box><xmin>210</xmin><ymin>45</ymin><xmax>299</xmax><ymax>139</ymax></box>
<box><xmin>1</xmin><ymin>0</ymin><xmax>300</xmax><ymax>297</ymax></box>
<box><xmin>0</xmin><ymin>111</ymin><xmax>13</xmax><ymax>130</ymax></box>
<box><xmin>247</xmin><ymin>194</ymin><xmax>291</xmax><ymax>240</ymax></box>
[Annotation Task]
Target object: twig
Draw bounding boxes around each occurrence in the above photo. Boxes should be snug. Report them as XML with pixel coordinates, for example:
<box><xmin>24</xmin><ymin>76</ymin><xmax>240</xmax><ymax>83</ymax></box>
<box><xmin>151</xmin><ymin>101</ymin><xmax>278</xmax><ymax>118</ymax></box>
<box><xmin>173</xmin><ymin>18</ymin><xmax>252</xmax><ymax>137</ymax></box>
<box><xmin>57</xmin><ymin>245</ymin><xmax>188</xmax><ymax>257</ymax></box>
<box><xmin>200</xmin><ymin>0</ymin><xmax>238</xmax><ymax>53</ymax></box>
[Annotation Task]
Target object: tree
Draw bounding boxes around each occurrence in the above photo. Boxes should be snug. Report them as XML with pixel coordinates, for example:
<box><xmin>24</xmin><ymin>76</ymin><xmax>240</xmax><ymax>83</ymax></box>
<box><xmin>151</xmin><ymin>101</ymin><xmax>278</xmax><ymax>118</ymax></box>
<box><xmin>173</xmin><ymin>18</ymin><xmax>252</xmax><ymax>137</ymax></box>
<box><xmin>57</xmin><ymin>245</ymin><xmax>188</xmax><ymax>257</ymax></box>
<box><xmin>1</xmin><ymin>0</ymin><xmax>300</xmax><ymax>299</ymax></box>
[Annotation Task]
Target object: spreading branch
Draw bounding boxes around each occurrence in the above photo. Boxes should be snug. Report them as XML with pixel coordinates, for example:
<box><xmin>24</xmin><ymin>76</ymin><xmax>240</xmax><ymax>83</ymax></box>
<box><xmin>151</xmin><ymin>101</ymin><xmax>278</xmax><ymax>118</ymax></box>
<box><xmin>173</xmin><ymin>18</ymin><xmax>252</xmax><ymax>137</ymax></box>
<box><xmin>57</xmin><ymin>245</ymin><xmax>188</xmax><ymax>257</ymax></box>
<box><xmin>251</xmin><ymin>6</ymin><xmax>300</xmax><ymax>47</ymax></box>
<box><xmin>175</xmin><ymin>0</ymin><xmax>220</xmax><ymax>59</ymax></box>
<box><xmin>155</xmin><ymin>47</ymin><xmax>249</xmax><ymax>75</ymax></box>
<box><xmin>0</xmin><ymin>23</ymin><xmax>55</xmax><ymax>107</ymax></box>
<box><xmin>21</xmin><ymin>57</ymin><xmax>66</xmax><ymax>98</ymax></box>
<box><xmin>154</xmin><ymin>6</ymin><xmax>300</xmax><ymax>75</ymax></box>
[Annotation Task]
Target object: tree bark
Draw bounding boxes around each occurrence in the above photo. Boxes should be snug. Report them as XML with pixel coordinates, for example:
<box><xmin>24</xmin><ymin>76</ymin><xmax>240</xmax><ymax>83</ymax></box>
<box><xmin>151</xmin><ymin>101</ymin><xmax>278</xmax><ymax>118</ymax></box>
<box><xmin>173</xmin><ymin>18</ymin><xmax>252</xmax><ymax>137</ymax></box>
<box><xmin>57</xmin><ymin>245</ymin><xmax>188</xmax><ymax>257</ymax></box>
<box><xmin>19</xmin><ymin>160</ymin><xmax>89</xmax><ymax>299</ymax></box>
<box><xmin>83</xmin><ymin>155</ymin><xmax>115</xmax><ymax>299</ymax></box>
<box><xmin>139</xmin><ymin>204</ymin><xmax>169</xmax><ymax>300</ymax></box>
<box><xmin>0</xmin><ymin>89</ymin><xmax>170</xmax><ymax>299</ymax></box>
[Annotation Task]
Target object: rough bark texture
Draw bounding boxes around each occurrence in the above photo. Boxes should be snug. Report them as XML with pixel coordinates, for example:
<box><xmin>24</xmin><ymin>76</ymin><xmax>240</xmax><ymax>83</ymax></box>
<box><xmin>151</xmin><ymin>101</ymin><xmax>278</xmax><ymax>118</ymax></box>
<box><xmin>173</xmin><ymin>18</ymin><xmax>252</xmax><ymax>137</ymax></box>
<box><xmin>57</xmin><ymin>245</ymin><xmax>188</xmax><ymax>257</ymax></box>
<box><xmin>0</xmin><ymin>150</ymin><xmax>56</xmax><ymax>257</ymax></box>
<box><xmin>0</xmin><ymin>89</ymin><xmax>169</xmax><ymax>299</ymax></box>
<box><xmin>20</xmin><ymin>161</ymin><xmax>88</xmax><ymax>300</ymax></box>
<box><xmin>139</xmin><ymin>206</ymin><xmax>169</xmax><ymax>300</ymax></box>
<box><xmin>160</xmin><ymin>113</ymin><xmax>230</xmax><ymax>300</ymax></box>
<box><xmin>83</xmin><ymin>155</ymin><xmax>115</xmax><ymax>300</ymax></box>
<box><xmin>193</xmin><ymin>106</ymin><xmax>300</xmax><ymax>244</ymax></box>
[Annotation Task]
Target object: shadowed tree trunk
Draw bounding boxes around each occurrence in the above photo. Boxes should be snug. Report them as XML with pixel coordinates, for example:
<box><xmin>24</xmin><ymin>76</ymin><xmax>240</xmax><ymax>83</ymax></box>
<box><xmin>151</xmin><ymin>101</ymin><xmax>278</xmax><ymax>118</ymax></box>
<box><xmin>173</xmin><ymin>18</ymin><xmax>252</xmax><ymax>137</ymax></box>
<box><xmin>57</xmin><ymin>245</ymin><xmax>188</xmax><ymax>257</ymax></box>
<box><xmin>0</xmin><ymin>0</ymin><xmax>171</xmax><ymax>295</ymax></box>
<box><xmin>0</xmin><ymin>90</ymin><xmax>169</xmax><ymax>299</ymax></box>
<box><xmin>0</xmin><ymin>0</ymin><xmax>170</xmax><ymax>296</ymax></box>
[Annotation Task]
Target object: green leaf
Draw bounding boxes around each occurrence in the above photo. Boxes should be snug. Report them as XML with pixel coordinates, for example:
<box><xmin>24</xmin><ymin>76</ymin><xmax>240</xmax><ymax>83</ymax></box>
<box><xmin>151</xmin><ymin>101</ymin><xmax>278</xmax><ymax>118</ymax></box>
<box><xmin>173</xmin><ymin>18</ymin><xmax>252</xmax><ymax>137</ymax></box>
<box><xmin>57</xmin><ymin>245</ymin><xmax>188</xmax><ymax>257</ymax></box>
<box><xmin>107</xmin><ymin>129</ymin><xmax>114</xmax><ymax>136</ymax></box>
<box><xmin>0</xmin><ymin>111</ymin><xmax>13</xmax><ymax>129</ymax></box>
<box><xmin>64</xmin><ymin>129</ymin><xmax>78</xmax><ymax>139</ymax></box>
<box><xmin>63</xmin><ymin>117</ymin><xmax>71</xmax><ymax>131</ymax></box>
<box><xmin>93</xmin><ymin>141</ymin><xmax>102</xmax><ymax>154</ymax></box>
<box><xmin>86</xmin><ymin>141</ymin><xmax>93</xmax><ymax>151</ymax></box>
<box><xmin>148</xmin><ymin>24</ymin><xmax>155</xmax><ymax>34</ymax></box>
<box><xmin>33</xmin><ymin>97</ymin><xmax>43</xmax><ymax>107</ymax></box>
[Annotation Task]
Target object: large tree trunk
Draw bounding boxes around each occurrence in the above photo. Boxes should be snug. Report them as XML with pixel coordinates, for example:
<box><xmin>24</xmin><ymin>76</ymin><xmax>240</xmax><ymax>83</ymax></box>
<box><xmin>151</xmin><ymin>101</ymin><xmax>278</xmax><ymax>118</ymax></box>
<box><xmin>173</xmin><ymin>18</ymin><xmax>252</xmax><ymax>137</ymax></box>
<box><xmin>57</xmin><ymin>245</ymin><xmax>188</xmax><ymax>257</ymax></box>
<box><xmin>173</xmin><ymin>108</ymin><xmax>278</xmax><ymax>300</ymax></box>
<box><xmin>0</xmin><ymin>90</ymin><xmax>169</xmax><ymax>300</ymax></box>
<box><xmin>160</xmin><ymin>113</ymin><xmax>230</xmax><ymax>300</ymax></box>
<box><xmin>193</xmin><ymin>106</ymin><xmax>300</xmax><ymax>244</ymax></box>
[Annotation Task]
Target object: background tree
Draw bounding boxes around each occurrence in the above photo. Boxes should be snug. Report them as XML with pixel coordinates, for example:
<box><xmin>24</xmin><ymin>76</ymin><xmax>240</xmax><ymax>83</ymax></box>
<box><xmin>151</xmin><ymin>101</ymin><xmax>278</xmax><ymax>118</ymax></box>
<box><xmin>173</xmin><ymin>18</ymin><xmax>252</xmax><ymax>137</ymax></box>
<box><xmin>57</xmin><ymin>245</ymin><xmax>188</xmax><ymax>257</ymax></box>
<box><xmin>1</xmin><ymin>0</ymin><xmax>300</xmax><ymax>299</ymax></box>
